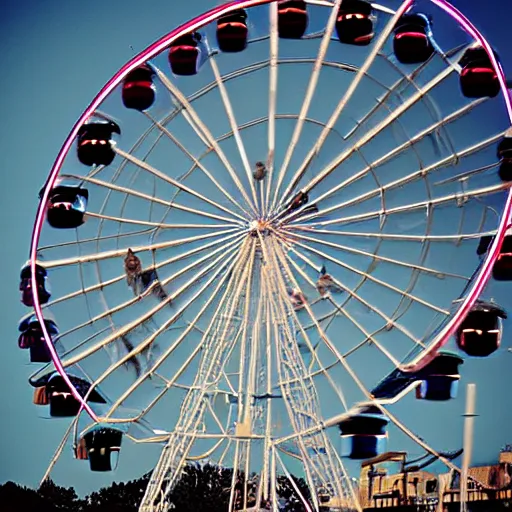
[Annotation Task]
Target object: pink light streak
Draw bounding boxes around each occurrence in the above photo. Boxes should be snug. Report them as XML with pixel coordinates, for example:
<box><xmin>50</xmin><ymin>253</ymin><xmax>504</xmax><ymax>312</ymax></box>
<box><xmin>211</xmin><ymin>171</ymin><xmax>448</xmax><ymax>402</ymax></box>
<box><xmin>403</xmin><ymin>0</ymin><xmax>512</xmax><ymax>372</ymax></box>
<box><xmin>30</xmin><ymin>0</ymin><xmax>512</xmax><ymax>419</ymax></box>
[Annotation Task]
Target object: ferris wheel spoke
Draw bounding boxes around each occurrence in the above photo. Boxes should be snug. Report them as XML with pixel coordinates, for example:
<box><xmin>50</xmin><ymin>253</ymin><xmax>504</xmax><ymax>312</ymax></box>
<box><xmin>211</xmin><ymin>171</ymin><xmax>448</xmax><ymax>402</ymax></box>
<box><xmin>270</xmin><ymin>0</ymin><xmax>343</xmax><ymax>213</ymax></box>
<box><xmin>276</xmin><ymin>1</ymin><xmax>416</xmax><ymax>212</ymax></box>
<box><xmin>289</xmin><ymin>226</ymin><xmax>496</xmax><ymax>242</ymax></box>
<box><xmin>281</xmin><ymin>240</ymin><xmax>425</xmax><ymax>349</ymax></box>
<box><xmin>283</xmin><ymin>250</ymin><xmax>403</xmax><ymax>368</ymax></box>
<box><xmin>102</xmin><ymin>246</ymin><xmax>251</xmax><ymax>421</ymax></box>
<box><xmin>286</xmin><ymin>229</ymin><xmax>469</xmax><ymax>281</ymax></box>
<box><xmin>262</xmin><ymin>239</ymin><xmax>352</xmax><ymax>505</ymax></box>
<box><xmin>44</xmin><ymin>230</ymin><xmax>243</xmax><ymax>314</ymax></box>
<box><xmin>209</xmin><ymin>57</ymin><xmax>260</xmax><ymax>212</ymax></box>
<box><xmin>292</xmin><ymin>183</ymin><xmax>506</xmax><ymax>229</ymax></box>
<box><xmin>41</xmin><ymin>228</ymin><xmax>241</xmax><ymax>269</ymax></box>
<box><xmin>63</xmin><ymin>173</ymin><xmax>244</xmax><ymax>227</ymax></box>
<box><xmin>186</xmin><ymin>109</ymin><xmax>344</xmax><ymax>175</ymax></box>
<box><xmin>152</xmin><ymin>66</ymin><xmax>258</xmax><ymax>217</ymax></box>
<box><xmin>142</xmin><ymin>242</ymin><xmax>257</xmax><ymax>508</ymax></box>
<box><xmin>282</xmin><ymin>97</ymin><xmax>488</xmax><ymax>224</ymax></box>
<box><xmin>264</xmin><ymin>1</ymin><xmax>278</xmax><ymax>218</ymax></box>
<box><xmin>282</xmin><ymin>52</ymin><xmax>469</xmax><ymax>215</ymax></box>
<box><xmin>114</xmin><ymin>146</ymin><xmax>251</xmax><ymax>222</ymax></box>
<box><xmin>291</xmin><ymin>132</ymin><xmax>504</xmax><ymax>225</ymax></box>
<box><xmin>95</xmin><ymin>143</ymin><xmax>159</xmax><ymax>250</ymax></box>
<box><xmin>37</xmin><ymin>228</ymin><xmax>157</xmax><ymax>252</ymax></box>
<box><xmin>143</xmin><ymin>113</ymin><xmax>254</xmax><ymax>219</ymax></box>
<box><xmin>40</xmin><ymin>417</ymin><xmax>78</xmax><ymax>486</ymax></box>
<box><xmin>343</xmin><ymin>42</ymin><xmax>468</xmax><ymax>142</ymax></box>
<box><xmin>85</xmin><ymin>211</ymin><xmax>235</xmax><ymax>230</ymax></box>
<box><xmin>283</xmin><ymin>233</ymin><xmax>449</xmax><ymax>315</ymax></box>
<box><xmin>278</xmin><ymin>243</ymin><xmax>419</xmax><ymax>382</ymax></box>
<box><xmin>54</xmin><ymin>237</ymin><xmax>245</xmax><ymax>370</ymax></box>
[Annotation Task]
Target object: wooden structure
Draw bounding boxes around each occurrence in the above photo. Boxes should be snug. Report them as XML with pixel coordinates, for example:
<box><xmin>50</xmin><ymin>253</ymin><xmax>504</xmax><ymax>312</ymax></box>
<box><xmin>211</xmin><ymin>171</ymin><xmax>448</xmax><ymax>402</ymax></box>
<box><xmin>359</xmin><ymin>452</ymin><xmax>438</xmax><ymax>510</ymax></box>
<box><xmin>358</xmin><ymin>449</ymin><xmax>512</xmax><ymax>511</ymax></box>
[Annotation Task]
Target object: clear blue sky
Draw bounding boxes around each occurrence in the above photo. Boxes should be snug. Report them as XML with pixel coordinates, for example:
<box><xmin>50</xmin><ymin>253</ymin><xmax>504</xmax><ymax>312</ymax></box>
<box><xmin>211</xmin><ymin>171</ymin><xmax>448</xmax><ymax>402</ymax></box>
<box><xmin>1</xmin><ymin>0</ymin><xmax>512</xmax><ymax>497</ymax></box>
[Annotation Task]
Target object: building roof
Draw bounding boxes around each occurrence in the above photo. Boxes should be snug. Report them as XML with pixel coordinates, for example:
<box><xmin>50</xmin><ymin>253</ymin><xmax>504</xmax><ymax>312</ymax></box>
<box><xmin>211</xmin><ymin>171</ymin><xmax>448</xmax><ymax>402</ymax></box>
<box><xmin>361</xmin><ymin>452</ymin><xmax>407</xmax><ymax>467</ymax></box>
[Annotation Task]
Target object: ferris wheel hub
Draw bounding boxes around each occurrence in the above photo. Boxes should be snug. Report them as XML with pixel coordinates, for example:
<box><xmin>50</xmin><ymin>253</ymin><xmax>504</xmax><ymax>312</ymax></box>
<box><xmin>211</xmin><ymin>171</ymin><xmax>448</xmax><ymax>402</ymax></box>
<box><xmin>249</xmin><ymin>219</ymin><xmax>271</xmax><ymax>237</ymax></box>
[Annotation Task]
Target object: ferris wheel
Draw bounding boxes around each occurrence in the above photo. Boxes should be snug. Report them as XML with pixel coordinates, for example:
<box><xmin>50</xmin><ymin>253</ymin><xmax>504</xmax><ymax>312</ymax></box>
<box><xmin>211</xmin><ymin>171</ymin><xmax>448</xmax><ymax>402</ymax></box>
<box><xmin>19</xmin><ymin>0</ymin><xmax>512</xmax><ymax>510</ymax></box>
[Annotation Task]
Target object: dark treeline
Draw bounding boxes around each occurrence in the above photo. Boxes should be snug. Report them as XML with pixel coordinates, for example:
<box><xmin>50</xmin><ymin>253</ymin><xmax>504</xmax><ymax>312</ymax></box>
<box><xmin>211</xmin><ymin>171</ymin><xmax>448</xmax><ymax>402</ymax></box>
<box><xmin>0</xmin><ymin>463</ymin><xmax>311</xmax><ymax>511</ymax></box>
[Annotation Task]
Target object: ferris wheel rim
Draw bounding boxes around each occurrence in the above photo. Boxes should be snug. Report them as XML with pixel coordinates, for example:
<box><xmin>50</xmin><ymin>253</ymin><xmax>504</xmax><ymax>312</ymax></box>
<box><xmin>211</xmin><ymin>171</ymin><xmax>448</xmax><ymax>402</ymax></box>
<box><xmin>396</xmin><ymin>0</ymin><xmax>512</xmax><ymax>373</ymax></box>
<box><xmin>28</xmin><ymin>0</ymin><xmax>512</xmax><ymax>484</ymax></box>
<box><xmin>25</xmin><ymin>1</ymin><xmax>512</xmax><ymax>509</ymax></box>
<box><xmin>29</xmin><ymin>0</ymin><xmax>279</xmax><ymax>423</ymax></box>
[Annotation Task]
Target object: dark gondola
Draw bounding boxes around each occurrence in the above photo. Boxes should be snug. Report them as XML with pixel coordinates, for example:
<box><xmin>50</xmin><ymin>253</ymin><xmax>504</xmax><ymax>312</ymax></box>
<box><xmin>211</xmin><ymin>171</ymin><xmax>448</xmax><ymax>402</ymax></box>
<box><xmin>19</xmin><ymin>262</ymin><xmax>50</xmax><ymax>306</ymax></box>
<box><xmin>122</xmin><ymin>65</ymin><xmax>156</xmax><ymax>111</ymax></box>
<box><xmin>46</xmin><ymin>374</ymin><xmax>106</xmax><ymax>417</ymax></box>
<box><xmin>40</xmin><ymin>185</ymin><xmax>89</xmax><ymax>229</ymax></box>
<box><xmin>217</xmin><ymin>9</ymin><xmax>248</xmax><ymax>53</ymax></box>
<box><xmin>393</xmin><ymin>13</ymin><xmax>435</xmax><ymax>64</ymax></box>
<box><xmin>497</xmin><ymin>130</ymin><xmax>512</xmax><ymax>182</ymax></box>
<box><xmin>83</xmin><ymin>426</ymin><xmax>123</xmax><ymax>471</ymax></box>
<box><xmin>339</xmin><ymin>406</ymin><xmax>388</xmax><ymax>459</ymax></box>
<box><xmin>77</xmin><ymin>121</ymin><xmax>121</xmax><ymax>167</ymax></box>
<box><xmin>459</xmin><ymin>47</ymin><xmax>500</xmax><ymax>98</ymax></box>
<box><xmin>18</xmin><ymin>314</ymin><xmax>58</xmax><ymax>363</ymax></box>
<box><xmin>336</xmin><ymin>0</ymin><xmax>373</xmax><ymax>46</ymax></box>
<box><xmin>456</xmin><ymin>300</ymin><xmax>506</xmax><ymax>357</ymax></box>
<box><xmin>477</xmin><ymin>230</ymin><xmax>512</xmax><ymax>281</ymax></box>
<box><xmin>415</xmin><ymin>351</ymin><xmax>463</xmax><ymax>401</ymax></box>
<box><xmin>169</xmin><ymin>33</ymin><xmax>202</xmax><ymax>76</ymax></box>
<box><xmin>278</xmin><ymin>1</ymin><xmax>308</xmax><ymax>39</ymax></box>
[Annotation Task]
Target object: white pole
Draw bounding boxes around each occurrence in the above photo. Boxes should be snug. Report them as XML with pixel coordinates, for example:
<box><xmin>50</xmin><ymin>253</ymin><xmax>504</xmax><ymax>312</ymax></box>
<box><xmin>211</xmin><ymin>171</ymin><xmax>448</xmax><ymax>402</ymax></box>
<box><xmin>460</xmin><ymin>383</ymin><xmax>477</xmax><ymax>512</ymax></box>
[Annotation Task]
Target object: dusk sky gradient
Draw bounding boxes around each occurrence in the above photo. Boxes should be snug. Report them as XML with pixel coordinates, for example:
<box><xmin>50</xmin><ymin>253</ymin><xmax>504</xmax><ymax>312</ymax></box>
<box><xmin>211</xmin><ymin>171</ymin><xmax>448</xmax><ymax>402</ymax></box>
<box><xmin>1</xmin><ymin>0</ymin><xmax>512</xmax><ymax>498</ymax></box>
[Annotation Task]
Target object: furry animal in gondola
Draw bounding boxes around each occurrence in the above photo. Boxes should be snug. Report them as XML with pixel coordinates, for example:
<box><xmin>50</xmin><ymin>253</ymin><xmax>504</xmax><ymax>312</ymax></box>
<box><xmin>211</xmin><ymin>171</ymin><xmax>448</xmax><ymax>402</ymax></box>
<box><xmin>139</xmin><ymin>268</ymin><xmax>168</xmax><ymax>301</ymax></box>
<box><xmin>284</xmin><ymin>190</ymin><xmax>319</xmax><ymax>222</ymax></box>
<box><xmin>288</xmin><ymin>288</ymin><xmax>307</xmax><ymax>310</ymax></box>
<box><xmin>316</xmin><ymin>265</ymin><xmax>342</xmax><ymax>297</ymax></box>
<box><xmin>124</xmin><ymin>248</ymin><xmax>168</xmax><ymax>301</ymax></box>
<box><xmin>253</xmin><ymin>161</ymin><xmax>267</xmax><ymax>181</ymax></box>
<box><xmin>124</xmin><ymin>248</ymin><xmax>142</xmax><ymax>294</ymax></box>
<box><xmin>119</xmin><ymin>333</ymin><xmax>159</xmax><ymax>379</ymax></box>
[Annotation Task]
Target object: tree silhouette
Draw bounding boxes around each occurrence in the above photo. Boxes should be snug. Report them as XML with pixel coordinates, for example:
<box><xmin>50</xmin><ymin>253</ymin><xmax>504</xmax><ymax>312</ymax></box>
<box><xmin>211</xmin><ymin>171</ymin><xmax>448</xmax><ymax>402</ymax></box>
<box><xmin>0</xmin><ymin>481</ymin><xmax>44</xmax><ymax>512</ymax></box>
<box><xmin>85</xmin><ymin>474</ymin><xmax>149</xmax><ymax>512</ymax></box>
<box><xmin>0</xmin><ymin>464</ymin><xmax>315</xmax><ymax>511</ymax></box>
<box><xmin>277</xmin><ymin>474</ymin><xmax>312</xmax><ymax>512</ymax></box>
<box><xmin>39</xmin><ymin>479</ymin><xmax>83</xmax><ymax>511</ymax></box>
<box><xmin>169</xmin><ymin>463</ymin><xmax>233</xmax><ymax>512</ymax></box>
<box><xmin>0</xmin><ymin>479</ymin><xmax>86</xmax><ymax>512</ymax></box>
